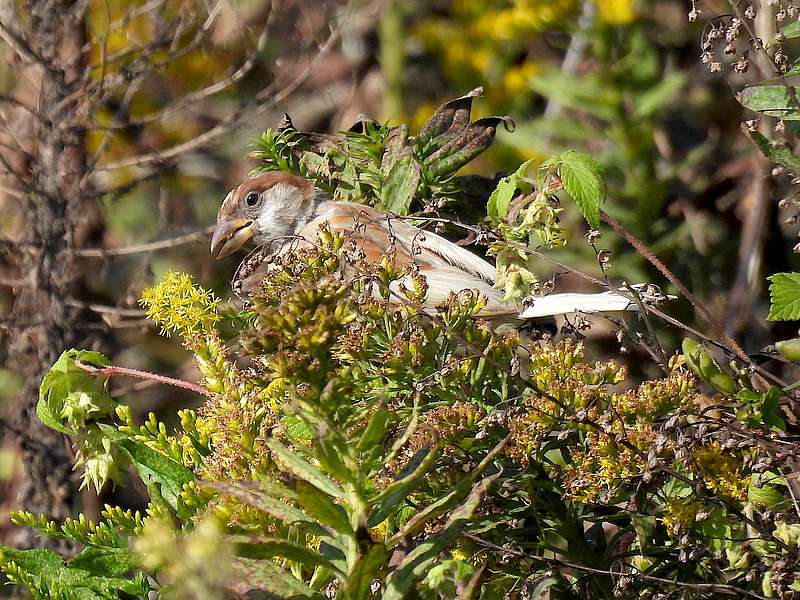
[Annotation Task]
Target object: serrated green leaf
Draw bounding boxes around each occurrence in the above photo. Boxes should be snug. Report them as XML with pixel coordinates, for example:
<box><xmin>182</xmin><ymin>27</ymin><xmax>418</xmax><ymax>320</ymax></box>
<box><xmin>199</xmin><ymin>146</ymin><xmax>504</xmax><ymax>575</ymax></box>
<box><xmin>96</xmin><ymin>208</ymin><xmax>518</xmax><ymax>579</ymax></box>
<box><xmin>556</xmin><ymin>150</ymin><xmax>603</xmax><ymax>228</ymax></box>
<box><xmin>267</xmin><ymin>439</ymin><xmax>345</xmax><ymax>498</ymax></box>
<box><xmin>38</xmin><ymin>350</ymin><xmax>113</xmax><ymax>435</ymax></box>
<box><xmin>768</xmin><ymin>272</ymin><xmax>800</xmax><ymax>320</ymax></box>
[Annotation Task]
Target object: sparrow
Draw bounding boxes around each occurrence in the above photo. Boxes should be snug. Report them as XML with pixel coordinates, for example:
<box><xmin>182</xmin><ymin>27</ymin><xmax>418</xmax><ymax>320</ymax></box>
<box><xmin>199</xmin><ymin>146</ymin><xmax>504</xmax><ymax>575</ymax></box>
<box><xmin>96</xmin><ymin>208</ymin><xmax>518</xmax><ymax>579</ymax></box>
<box><xmin>210</xmin><ymin>172</ymin><xmax>641</xmax><ymax>319</ymax></box>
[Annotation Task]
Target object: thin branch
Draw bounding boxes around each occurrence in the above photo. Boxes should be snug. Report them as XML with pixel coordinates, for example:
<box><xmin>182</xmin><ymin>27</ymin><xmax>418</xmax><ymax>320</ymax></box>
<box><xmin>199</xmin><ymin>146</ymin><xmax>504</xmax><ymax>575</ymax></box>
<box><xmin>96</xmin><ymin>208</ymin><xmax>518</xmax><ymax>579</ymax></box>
<box><xmin>75</xmin><ymin>359</ymin><xmax>212</xmax><ymax>398</ymax></box>
<box><xmin>599</xmin><ymin>210</ymin><xmax>747</xmax><ymax>361</ymax></box>
<box><xmin>463</xmin><ymin>533</ymin><xmax>770</xmax><ymax>600</ymax></box>
<box><xmin>65</xmin><ymin>298</ymin><xmax>147</xmax><ymax>317</ymax></box>
<box><xmin>110</xmin><ymin>5</ymin><xmax>273</xmax><ymax>129</ymax></box>
<box><xmin>0</xmin><ymin>19</ymin><xmax>50</xmax><ymax>68</ymax></box>
<box><xmin>95</xmin><ymin>21</ymin><xmax>341</xmax><ymax>172</ymax></box>
<box><xmin>71</xmin><ymin>224</ymin><xmax>215</xmax><ymax>257</ymax></box>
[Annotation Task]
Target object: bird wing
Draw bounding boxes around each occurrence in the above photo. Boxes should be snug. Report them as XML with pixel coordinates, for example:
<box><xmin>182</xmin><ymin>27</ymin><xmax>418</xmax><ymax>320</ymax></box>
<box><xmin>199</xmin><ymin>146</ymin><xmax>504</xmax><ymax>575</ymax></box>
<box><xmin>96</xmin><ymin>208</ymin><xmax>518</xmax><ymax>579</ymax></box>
<box><xmin>296</xmin><ymin>203</ymin><xmax>514</xmax><ymax>315</ymax></box>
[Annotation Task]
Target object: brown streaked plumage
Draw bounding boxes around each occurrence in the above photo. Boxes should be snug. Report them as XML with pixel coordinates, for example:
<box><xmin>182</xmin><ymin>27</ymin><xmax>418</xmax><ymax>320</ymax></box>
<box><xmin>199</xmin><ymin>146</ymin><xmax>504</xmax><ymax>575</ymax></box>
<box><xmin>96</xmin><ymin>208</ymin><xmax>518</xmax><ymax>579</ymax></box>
<box><xmin>211</xmin><ymin>172</ymin><xmax>652</xmax><ymax>319</ymax></box>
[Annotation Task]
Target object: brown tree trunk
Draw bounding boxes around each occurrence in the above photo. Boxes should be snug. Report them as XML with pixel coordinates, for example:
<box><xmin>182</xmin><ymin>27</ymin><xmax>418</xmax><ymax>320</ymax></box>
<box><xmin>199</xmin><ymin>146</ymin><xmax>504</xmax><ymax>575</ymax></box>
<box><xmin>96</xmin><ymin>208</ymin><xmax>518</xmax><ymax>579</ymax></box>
<box><xmin>2</xmin><ymin>0</ymin><xmax>98</xmax><ymax>549</ymax></box>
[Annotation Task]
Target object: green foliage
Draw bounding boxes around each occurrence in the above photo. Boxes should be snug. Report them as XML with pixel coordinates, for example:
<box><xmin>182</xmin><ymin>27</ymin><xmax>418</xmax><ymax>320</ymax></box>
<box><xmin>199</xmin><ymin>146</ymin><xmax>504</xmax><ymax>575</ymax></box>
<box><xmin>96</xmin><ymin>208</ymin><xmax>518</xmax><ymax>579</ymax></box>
<box><xmin>7</xmin><ymin>88</ymin><xmax>800</xmax><ymax>600</ymax></box>
<box><xmin>7</xmin><ymin>221</ymin><xmax>800</xmax><ymax>598</ymax></box>
<box><xmin>252</xmin><ymin>89</ymin><xmax>508</xmax><ymax>216</ymax></box>
<box><xmin>539</xmin><ymin>150</ymin><xmax>605</xmax><ymax>229</ymax></box>
<box><xmin>38</xmin><ymin>349</ymin><xmax>114</xmax><ymax>435</ymax></box>
<box><xmin>768</xmin><ymin>272</ymin><xmax>800</xmax><ymax>321</ymax></box>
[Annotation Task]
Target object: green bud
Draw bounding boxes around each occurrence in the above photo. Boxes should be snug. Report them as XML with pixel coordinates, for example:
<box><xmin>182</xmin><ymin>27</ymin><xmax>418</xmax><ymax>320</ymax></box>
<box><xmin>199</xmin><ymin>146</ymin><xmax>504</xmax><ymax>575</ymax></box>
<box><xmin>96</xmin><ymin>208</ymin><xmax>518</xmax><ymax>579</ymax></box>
<box><xmin>681</xmin><ymin>338</ymin><xmax>737</xmax><ymax>394</ymax></box>
<box><xmin>776</xmin><ymin>337</ymin><xmax>800</xmax><ymax>362</ymax></box>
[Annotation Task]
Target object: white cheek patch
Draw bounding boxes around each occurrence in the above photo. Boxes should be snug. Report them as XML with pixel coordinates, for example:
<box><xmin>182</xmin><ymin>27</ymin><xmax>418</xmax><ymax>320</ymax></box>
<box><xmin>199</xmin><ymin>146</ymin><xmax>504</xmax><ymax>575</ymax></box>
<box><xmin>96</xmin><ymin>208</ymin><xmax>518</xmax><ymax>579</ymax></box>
<box><xmin>255</xmin><ymin>182</ymin><xmax>302</xmax><ymax>237</ymax></box>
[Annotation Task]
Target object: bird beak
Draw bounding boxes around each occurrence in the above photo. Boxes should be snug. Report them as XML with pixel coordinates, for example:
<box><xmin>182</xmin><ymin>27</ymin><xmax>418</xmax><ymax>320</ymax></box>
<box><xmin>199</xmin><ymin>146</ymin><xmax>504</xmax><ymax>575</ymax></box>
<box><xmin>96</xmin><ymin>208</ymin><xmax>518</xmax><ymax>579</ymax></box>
<box><xmin>210</xmin><ymin>218</ymin><xmax>254</xmax><ymax>259</ymax></box>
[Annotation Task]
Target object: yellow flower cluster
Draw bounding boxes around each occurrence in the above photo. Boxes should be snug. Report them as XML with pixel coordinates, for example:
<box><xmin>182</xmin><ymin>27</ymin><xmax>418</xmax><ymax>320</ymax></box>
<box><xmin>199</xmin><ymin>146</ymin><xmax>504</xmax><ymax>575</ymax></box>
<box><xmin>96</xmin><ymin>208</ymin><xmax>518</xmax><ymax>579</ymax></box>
<box><xmin>693</xmin><ymin>442</ymin><xmax>749</xmax><ymax>504</ymax></box>
<box><xmin>139</xmin><ymin>271</ymin><xmax>219</xmax><ymax>338</ymax></box>
<box><xmin>506</xmin><ymin>339</ymin><xmax>698</xmax><ymax>502</ymax></box>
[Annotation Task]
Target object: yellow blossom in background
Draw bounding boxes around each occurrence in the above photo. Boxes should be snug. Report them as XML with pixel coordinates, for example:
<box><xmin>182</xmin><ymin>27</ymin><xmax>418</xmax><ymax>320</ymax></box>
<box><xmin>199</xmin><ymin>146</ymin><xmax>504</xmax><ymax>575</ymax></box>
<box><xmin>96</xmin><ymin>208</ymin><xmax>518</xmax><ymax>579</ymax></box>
<box><xmin>593</xmin><ymin>0</ymin><xmax>635</xmax><ymax>25</ymax></box>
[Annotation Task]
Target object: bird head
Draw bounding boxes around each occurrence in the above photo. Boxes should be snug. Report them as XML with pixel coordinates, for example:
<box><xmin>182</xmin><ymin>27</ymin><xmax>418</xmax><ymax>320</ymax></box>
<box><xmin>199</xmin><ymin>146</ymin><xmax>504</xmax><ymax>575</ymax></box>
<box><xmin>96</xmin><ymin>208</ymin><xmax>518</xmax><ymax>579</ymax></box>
<box><xmin>210</xmin><ymin>172</ymin><xmax>320</xmax><ymax>259</ymax></box>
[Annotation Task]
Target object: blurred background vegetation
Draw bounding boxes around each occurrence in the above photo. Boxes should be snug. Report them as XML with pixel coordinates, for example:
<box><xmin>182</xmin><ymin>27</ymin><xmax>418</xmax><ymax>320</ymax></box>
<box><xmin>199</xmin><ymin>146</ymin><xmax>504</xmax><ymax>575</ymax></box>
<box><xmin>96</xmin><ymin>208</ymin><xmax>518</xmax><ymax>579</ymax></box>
<box><xmin>1</xmin><ymin>0</ymin><xmax>798</xmax><ymax>567</ymax></box>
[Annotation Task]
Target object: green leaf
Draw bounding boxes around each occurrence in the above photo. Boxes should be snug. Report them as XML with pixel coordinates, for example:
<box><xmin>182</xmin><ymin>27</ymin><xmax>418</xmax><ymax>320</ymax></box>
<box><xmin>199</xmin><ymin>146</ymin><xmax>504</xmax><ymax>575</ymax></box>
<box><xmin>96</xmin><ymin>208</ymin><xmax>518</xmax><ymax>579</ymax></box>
<box><xmin>38</xmin><ymin>350</ymin><xmax>114</xmax><ymax>435</ymax></box>
<box><xmin>0</xmin><ymin>546</ymin><xmax>148</xmax><ymax>598</ymax></box>
<box><xmin>68</xmin><ymin>547</ymin><xmax>138</xmax><ymax>577</ymax></box>
<box><xmin>342</xmin><ymin>543</ymin><xmax>389</xmax><ymax>599</ymax></box>
<box><xmin>681</xmin><ymin>338</ymin><xmax>737</xmax><ymax>394</ymax></box>
<box><xmin>295</xmin><ymin>480</ymin><xmax>353</xmax><ymax>536</ymax></box>
<box><xmin>205</xmin><ymin>481</ymin><xmax>313</xmax><ymax>525</ymax></box>
<box><xmin>416</xmin><ymin>87</ymin><xmax>482</xmax><ymax>151</ymax></box>
<box><xmin>383</xmin><ymin>472</ymin><xmax>498</xmax><ymax>600</ymax></box>
<box><xmin>233</xmin><ymin>536</ymin><xmax>344</xmax><ymax>577</ymax></box>
<box><xmin>737</xmin><ymin>85</ymin><xmax>800</xmax><ymax>120</ymax></box>
<box><xmin>379</xmin><ymin>151</ymin><xmax>420</xmax><ymax>215</ymax></box>
<box><xmin>749</xmin><ymin>131</ymin><xmax>800</xmax><ymax>173</ymax></box>
<box><xmin>487</xmin><ymin>159</ymin><xmax>535</xmax><ymax>220</ymax></box>
<box><xmin>227</xmin><ymin>557</ymin><xmax>324</xmax><ymax>598</ymax></box>
<box><xmin>267</xmin><ymin>439</ymin><xmax>345</xmax><ymax>498</ymax></box>
<box><xmin>781</xmin><ymin>20</ymin><xmax>800</xmax><ymax>40</ymax></box>
<box><xmin>426</xmin><ymin>117</ymin><xmax>507</xmax><ymax>178</ymax></box>
<box><xmin>748</xmin><ymin>480</ymin><xmax>788</xmax><ymax>508</ymax></box>
<box><xmin>555</xmin><ymin>150</ymin><xmax>604</xmax><ymax>228</ymax></box>
<box><xmin>99</xmin><ymin>427</ymin><xmax>193</xmax><ymax>513</ymax></box>
<box><xmin>768</xmin><ymin>272</ymin><xmax>800</xmax><ymax>320</ymax></box>
<box><xmin>389</xmin><ymin>436</ymin><xmax>508</xmax><ymax>545</ymax></box>
<box><xmin>355</xmin><ymin>407</ymin><xmax>390</xmax><ymax>454</ymax></box>
<box><xmin>368</xmin><ymin>443</ymin><xmax>441</xmax><ymax>527</ymax></box>
<box><xmin>776</xmin><ymin>337</ymin><xmax>800</xmax><ymax>362</ymax></box>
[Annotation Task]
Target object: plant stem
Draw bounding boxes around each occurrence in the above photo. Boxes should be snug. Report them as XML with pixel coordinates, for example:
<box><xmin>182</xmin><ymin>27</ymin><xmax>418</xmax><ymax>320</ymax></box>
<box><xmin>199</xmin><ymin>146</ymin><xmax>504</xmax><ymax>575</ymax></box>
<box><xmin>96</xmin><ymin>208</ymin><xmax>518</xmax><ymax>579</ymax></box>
<box><xmin>75</xmin><ymin>360</ymin><xmax>212</xmax><ymax>398</ymax></box>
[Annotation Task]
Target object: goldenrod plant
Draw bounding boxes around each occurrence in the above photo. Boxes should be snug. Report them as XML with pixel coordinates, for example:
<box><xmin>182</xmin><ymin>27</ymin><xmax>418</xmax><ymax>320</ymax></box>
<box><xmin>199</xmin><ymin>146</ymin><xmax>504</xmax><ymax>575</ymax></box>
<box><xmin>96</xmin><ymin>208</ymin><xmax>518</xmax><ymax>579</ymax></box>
<box><xmin>3</xmin><ymin>94</ymin><xmax>800</xmax><ymax>600</ymax></box>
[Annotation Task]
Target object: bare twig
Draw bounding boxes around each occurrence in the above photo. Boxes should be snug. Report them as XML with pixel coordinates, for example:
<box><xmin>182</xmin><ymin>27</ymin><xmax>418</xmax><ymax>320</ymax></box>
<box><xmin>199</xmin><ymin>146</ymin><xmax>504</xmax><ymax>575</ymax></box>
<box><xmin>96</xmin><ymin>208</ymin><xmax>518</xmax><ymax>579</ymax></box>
<box><xmin>95</xmin><ymin>21</ymin><xmax>342</xmax><ymax>172</ymax></box>
<box><xmin>71</xmin><ymin>224</ymin><xmax>215</xmax><ymax>257</ymax></box>
<box><xmin>99</xmin><ymin>3</ymin><xmax>274</xmax><ymax>129</ymax></box>
<box><xmin>0</xmin><ymin>19</ymin><xmax>49</xmax><ymax>67</ymax></box>
<box><xmin>600</xmin><ymin>209</ymin><xmax>748</xmax><ymax>361</ymax></box>
<box><xmin>65</xmin><ymin>298</ymin><xmax>147</xmax><ymax>317</ymax></box>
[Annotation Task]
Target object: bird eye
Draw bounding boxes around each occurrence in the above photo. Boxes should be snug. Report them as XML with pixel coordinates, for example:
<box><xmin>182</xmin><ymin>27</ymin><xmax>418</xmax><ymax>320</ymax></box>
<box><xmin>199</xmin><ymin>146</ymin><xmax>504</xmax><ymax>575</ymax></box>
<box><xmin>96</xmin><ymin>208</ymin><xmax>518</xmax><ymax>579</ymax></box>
<box><xmin>245</xmin><ymin>192</ymin><xmax>259</xmax><ymax>207</ymax></box>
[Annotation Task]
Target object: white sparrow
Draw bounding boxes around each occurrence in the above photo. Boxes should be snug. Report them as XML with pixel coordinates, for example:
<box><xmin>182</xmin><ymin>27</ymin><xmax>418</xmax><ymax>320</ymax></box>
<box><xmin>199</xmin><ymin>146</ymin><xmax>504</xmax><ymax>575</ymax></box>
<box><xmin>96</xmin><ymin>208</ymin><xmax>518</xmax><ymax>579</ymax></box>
<box><xmin>210</xmin><ymin>172</ymin><xmax>640</xmax><ymax>319</ymax></box>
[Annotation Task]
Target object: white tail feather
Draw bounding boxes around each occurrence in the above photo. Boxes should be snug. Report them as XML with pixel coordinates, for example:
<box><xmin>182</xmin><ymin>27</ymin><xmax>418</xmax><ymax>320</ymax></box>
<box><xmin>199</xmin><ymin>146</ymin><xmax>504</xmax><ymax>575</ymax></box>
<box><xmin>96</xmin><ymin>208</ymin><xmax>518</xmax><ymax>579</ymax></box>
<box><xmin>518</xmin><ymin>290</ymin><xmax>638</xmax><ymax>319</ymax></box>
